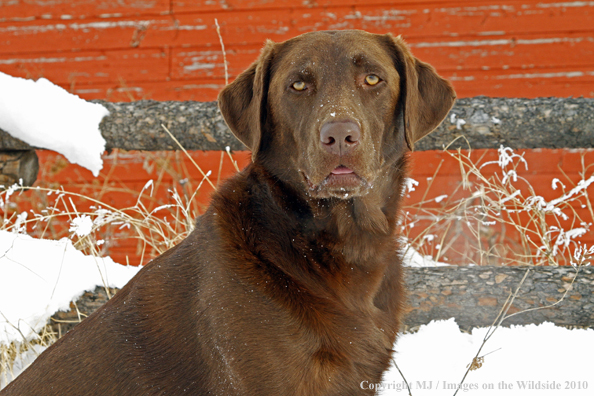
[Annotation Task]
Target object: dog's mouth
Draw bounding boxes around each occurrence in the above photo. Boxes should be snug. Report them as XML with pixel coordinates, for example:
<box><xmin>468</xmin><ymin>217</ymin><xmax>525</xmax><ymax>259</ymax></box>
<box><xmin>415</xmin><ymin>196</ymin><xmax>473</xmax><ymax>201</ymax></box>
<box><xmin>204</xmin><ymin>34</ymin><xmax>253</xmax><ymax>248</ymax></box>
<box><xmin>302</xmin><ymin>166</ymin><xmax>372</xmax><ymax>199</ymax></box>
<box><xmin>326</xmin><ymin>165</ymin><xmax>361</xmax><ymax>187</ymax></box>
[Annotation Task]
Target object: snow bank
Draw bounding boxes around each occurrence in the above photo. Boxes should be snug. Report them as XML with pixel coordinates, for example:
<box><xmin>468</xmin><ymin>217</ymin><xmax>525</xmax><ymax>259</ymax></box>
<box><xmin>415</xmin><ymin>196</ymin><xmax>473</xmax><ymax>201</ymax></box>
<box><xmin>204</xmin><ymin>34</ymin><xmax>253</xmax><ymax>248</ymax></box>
<box><xmin>0</xmin><ymin>230</ymin><xmax>140</xmax><ymax>345</ymax></box>
<box><xmin>0</xmin><ymin>72</ymin><xmax>109</xmax><ymax>176</ymax></box>
<box><xmin>402</xmin><ymin>244</ymin><xmax>449</xmax><ymax>267</ymax></box>
<box><xmin>379</xmin><ymin>319</ymin><xmax>593</xmax><ymax>395</ymax></box>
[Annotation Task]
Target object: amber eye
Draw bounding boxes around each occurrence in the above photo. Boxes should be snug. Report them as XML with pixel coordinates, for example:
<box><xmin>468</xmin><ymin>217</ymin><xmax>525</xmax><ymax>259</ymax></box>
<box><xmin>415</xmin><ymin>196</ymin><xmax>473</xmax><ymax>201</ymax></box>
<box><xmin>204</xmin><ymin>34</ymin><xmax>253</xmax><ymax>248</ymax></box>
<box><xmin>365</xmin><ymin>75</ymin><xmax>380</xmax><ymax>86</ymax></box>
<box><xmin>292</xmin><ymin>81</ymin><xmax>306</xmax><ymax>91</ymax></box>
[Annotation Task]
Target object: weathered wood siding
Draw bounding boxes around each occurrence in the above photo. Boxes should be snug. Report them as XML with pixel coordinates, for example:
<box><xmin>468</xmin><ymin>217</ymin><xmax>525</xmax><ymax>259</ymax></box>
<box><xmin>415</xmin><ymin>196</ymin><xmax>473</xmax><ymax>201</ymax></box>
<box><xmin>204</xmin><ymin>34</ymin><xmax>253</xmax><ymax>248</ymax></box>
<box><xmin>1</xmin><ymin>0</ymin><xmax>594</xmax><ymax>100</ymax></box>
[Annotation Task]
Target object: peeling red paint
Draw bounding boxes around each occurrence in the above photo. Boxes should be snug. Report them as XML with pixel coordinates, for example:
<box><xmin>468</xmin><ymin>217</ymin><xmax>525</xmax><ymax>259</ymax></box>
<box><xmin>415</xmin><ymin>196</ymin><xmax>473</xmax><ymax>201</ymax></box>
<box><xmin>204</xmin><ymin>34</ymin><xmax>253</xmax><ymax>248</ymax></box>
<box><xmin>0</xmin><ymin>1</ymin><xmax>593</xmax><ymax>99</ymax></box>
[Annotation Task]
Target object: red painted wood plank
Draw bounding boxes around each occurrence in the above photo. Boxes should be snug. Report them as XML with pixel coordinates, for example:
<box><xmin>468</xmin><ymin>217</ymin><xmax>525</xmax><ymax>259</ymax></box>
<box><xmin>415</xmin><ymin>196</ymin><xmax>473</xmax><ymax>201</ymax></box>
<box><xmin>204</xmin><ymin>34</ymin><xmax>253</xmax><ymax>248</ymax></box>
<box><xmin>1</xmin><ymin>31</ymin><xmax>591</xmax><ymax>89</ymax></box>
<box><xmin>33</xmin><ymin>150</ymin><xmax>251</xmax><ymax>217</ymax></box>
<box><xmin>409</xmin><ymin>149</ymin><xmax>594</xmax><ymax>197</ymax></box>
<box><xmin>171</xmin><ymin>0</ymin><xmax>592</xmax><ymax>15</ymax></box>
<box><xmin>0</xmin><ymin>16</ymin><xmax>177</xmax><ymax>55</ymax></box>
<box><xmin>406</xmin><ymin>149</ymin><xmax>594</xmax><ymax>253</ymax></box>
<box><xmin>171</xmin><ymin>45</ymin><xmax>260</xmax><ymax>80</ymax></box>
<box><xmin>5</xmin><ymin>53</ymin><xmax>593</xmax><ymax>101</ymax></box>
<box><xmin>168</xmin><ymin>3</ymin><xmax>594</xmax><ymax>49</ymax></box>
<box><xmin>408</xmin><ymin>33</ymin><xmax>594</xmax><ymax>72</ymax></box>
<box><xmin>410</xmin><ymin>173</ymin><xmax>593</xmax><ymax>206</ymax></box>
<box><xmin>399</xmin><ymin>0</ymin><xmax>594</xmax><ymax>38</ymax></box>
<box><xmin>67</xmin><ymin>79</ymin><xmax>226</xmax><ymax>101</ymax></box>
<box><xmin>0</xmin><ymin>48</ymin><xmax>169</xmax><ymax>85</ymax></box>
<box><xmin>172</xmin><ymin>0</ymin><xmax>439</xmax><ymax>13</ymax></box>
<box><xmin>454</xmin><ymin>81</ymin><xmax>594</xmax><ymax>99</ymax></box>
<box><xmin>447</xmin><ymin>67</ymin><xmax>594</xmax><ymax>98</ymax></box>
<box><xmin>0</xmin><ymin>0</ymin><xmax>170</xmax><ymax>22</ymax></box>
<box><xmin>168</xmin><ymin>32</ymin><xmax>594</xmax><ymax>83</ymax></box>
<box><xmin>560</xmin><ymin>149</ymin><xmax>594</xmax><ymax>174</ymax></box>
<box><xmin>2</xmin><ymin>1</ymin><xmax>594</xmax><ymax>54</ymax></box>
<box><xmin>288</xmin><ymin>2</ymin><xmax>594</xmax><ymax>40</ymax></box>
<box><xmin>60</xmin><ymin>71</ymin><xmax>594</xmax><ymax>103</ymax></box>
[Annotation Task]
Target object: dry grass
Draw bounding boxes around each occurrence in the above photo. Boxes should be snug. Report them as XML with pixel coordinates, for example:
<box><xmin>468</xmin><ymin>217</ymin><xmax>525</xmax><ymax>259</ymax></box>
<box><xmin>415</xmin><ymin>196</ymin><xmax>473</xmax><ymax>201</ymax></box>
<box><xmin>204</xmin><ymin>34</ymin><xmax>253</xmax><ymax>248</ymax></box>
<box><xmin>0</xmin><ymin>147</ymin><xmax>243</xmax><ymax>266</ymax></box>
<box><xmin>0</xmin><ymin>324</ymin><xmax>57</xmax><ymax>388</ymax></box>
<box><xmin>401</xmin><ymin>144</ymin><xmax>594</xmax><ymax>267</ymax></box>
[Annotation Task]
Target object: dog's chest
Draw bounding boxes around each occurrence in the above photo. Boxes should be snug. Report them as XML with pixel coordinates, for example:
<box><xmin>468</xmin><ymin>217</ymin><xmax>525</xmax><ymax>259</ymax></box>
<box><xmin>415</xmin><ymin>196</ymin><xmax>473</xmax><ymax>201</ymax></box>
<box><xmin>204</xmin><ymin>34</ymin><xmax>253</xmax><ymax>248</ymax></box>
<box><xmin>229</xmin><ymin>278</ymin><xmax>393</xmax><ymax>394</ymax></box>
<box><xmin>279</xmin><ymin>317</ymin><xmax>393</xmax><ymax>395</ymax></box>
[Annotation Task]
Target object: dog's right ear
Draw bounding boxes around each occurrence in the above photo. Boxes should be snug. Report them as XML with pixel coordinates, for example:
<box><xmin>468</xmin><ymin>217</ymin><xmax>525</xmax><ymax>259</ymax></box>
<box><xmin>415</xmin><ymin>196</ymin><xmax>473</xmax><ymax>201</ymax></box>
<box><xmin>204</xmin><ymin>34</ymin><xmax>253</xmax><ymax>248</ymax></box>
<box><xmin>218</xmin><ymin>40</ymin><xmax>276</xmax><ymax>161</ymax></box>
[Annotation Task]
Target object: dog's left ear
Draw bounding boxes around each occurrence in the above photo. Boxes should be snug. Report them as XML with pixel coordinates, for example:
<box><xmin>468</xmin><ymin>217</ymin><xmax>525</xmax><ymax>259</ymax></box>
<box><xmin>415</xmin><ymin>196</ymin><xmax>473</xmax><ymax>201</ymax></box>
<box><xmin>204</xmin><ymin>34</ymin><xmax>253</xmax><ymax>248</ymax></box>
<box><xmin>218</xmin><ymin>40</ymin><xmax>276</xmax><ymax>160</ymax></box>
<box><xmin>382</xmin><ymin>34</ymin><xmax>456</xmax><ymax>151</ymax></box>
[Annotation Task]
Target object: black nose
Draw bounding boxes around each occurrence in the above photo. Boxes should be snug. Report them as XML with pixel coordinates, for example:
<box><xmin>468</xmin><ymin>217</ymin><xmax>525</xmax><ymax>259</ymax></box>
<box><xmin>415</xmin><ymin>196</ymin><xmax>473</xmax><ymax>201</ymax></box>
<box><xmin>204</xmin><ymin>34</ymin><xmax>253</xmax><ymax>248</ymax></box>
<box><xmin>320</xmin><ymin>120</ymin><xmax>361</xmax><ymax>155</ymax></box>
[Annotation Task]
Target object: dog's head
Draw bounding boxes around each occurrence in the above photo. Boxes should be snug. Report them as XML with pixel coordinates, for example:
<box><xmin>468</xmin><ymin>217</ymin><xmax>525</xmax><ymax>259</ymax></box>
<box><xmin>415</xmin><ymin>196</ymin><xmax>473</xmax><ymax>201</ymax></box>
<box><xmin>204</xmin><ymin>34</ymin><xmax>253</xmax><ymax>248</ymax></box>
<box><xmin>219</xmin><ymin>30</ymin><xmax>455</xmax><ymax>199</ymax></box>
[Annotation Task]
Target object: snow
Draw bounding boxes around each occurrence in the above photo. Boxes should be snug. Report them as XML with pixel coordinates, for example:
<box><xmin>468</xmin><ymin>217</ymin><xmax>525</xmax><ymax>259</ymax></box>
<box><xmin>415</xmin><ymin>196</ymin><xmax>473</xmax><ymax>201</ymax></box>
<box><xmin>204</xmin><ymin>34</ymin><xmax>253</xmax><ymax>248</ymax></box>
<box><xmin>379</xmin><ymin>319</ymin><xmax>593</xmax><ymax>395</ymax></box>
<box><xmin>450</xmin><ymin>113</ymin><xmax>466</xmax><ymax>130</ymax></box>
<box><xmin>545</xmin><ymin>175</ymin><xmax>594</xmax><ymax>211</ymax></box>
<box><xmin>0</xmin><ymin>230</ymin><xmax>141</xmax><ymax>345</ymax></box>
<box><xmin>0</xmin><ymin>72</ymin><xmax>109</xmax><ymax>176</ymax></box>
<box><xmin>1</xmin><ymin>235</ymin><xmax>593</xmax><ymax>395</ymax></box>
<box><xmin>551</xmin><ymin>178</ymin><xmax>565</xmax><ymax>190</ymax></box>
<box><xmin>404</xmin><ymin>178</ymin><xmax>420</xmax><ymax>193</ymax></box>
<box><xmin>69</xmin><ymin>214</ymin><xmax>94</xmax><ymax>237</ymax></box>
<box><xmin>403</xmin><ymin>244</ymin><xmax>449</xmax><ymax>267</ymax></box>
<box><xmin>434</xmin><ymin>194</ymin><xmax>448</xmax><ymax>203</ymax></box>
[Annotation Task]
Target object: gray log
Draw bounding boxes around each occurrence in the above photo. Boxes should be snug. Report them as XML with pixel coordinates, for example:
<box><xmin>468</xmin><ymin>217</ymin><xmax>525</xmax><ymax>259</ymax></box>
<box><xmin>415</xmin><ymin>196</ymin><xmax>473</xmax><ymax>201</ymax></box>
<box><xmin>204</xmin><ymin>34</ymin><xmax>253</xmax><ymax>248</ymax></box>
<box><xmin>0</xmin><ymin>97</ymin><xmax>593</xmax><ymax>152</ymax></box>
<box><xmin>96</xmin><ymin>101</ymin><xmax>242</xmax><ymax>152</ymax></box>
<box><xmin>403</xmin><ymin>265</ymin><xmax>594</xmax><ymax>332</ymax></box>
<box><xmin>418</xmin><ymin>97</ymin><xmax>594</xmax><ymax>151</ymax></box>
<box><xmin>52</xmin><ymin>266</ymin><xmax>593</xmax><ymax>337</ymax></box>
<box><xmin>0</xmin><ymin>150</ymin><xmax>39</xmax><ymax>187</ymax></box>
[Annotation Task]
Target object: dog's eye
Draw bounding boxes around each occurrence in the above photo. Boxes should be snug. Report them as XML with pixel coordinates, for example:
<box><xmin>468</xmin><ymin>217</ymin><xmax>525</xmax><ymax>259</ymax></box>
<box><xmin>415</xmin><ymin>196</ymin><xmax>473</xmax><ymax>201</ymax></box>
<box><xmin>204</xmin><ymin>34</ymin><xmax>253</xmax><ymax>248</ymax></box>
<box><xmin>292</xmin><ymin>81</ymin><xmax>306</xmax><ymax>91</ymax></box>
<box><xmin>364</xmin><ymin>75</ymin><xmax>381</xmax><ymax>86</ymax></box>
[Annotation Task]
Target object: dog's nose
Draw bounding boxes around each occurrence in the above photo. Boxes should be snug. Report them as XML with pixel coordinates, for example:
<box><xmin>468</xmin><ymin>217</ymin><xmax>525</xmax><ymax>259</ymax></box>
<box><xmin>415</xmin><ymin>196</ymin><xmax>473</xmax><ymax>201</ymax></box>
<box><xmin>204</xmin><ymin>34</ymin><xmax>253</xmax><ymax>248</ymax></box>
<box><xmin>320</xmin><ymin>121</ymin><xmax>361</xmax><ymax>155</ymax></box>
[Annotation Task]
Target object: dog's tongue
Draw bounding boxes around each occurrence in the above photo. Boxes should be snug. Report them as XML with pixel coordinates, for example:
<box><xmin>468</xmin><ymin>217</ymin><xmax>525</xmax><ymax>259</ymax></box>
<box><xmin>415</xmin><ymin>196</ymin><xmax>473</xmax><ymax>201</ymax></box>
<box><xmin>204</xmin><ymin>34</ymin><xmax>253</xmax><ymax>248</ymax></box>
<box><xmin>331</xmin><ymin>166</ymin><xmax>354</xmax><ymax>175</ymax></box>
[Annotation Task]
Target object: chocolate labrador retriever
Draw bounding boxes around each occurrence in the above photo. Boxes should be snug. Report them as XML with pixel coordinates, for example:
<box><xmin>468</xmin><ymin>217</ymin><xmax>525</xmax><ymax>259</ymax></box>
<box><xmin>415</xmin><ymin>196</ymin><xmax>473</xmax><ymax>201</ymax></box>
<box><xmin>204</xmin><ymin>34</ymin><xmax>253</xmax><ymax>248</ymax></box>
<box><xmin>1</xmin><ymin>30</ymin><xmax>455</xmax><ymax>395</ymax></box>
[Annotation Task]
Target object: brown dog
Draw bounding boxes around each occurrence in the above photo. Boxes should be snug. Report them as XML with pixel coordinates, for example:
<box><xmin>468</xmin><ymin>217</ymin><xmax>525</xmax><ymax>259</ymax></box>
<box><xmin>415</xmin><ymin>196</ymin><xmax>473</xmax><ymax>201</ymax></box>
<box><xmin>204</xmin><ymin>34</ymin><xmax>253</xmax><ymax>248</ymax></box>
<box><xmin>1</xmin><ymin>30</ymin><xmax>455</xmax><ymax>395</ymax></box>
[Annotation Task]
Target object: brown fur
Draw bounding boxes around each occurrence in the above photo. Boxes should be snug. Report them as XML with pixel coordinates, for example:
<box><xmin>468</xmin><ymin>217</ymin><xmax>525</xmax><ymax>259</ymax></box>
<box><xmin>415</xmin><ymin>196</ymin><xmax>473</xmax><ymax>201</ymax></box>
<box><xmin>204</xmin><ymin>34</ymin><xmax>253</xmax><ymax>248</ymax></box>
<box><xmin>1</xmin><ymin>30</ymin><xmax>455</xmax><ymax>396</ymax></box>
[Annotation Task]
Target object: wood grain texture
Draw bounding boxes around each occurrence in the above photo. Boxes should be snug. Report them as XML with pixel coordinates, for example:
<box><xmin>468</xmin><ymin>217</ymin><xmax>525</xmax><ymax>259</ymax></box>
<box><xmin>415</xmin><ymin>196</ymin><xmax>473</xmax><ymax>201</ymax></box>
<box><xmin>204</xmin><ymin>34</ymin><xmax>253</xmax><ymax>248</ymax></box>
<box><xmin>54</xmin><ymin>266</ymin><xmax>594</xmax><ymax>332</ymax></box>
<box><xmin>1</xmin><ymin>98</ymin><xmax>592</xmax><ymax>151</ymax></box>
<box><xmin>0</xmin><ymin>0</ymin><xmax>593</xmax><ymax>100</ymax></box>
<box><xmin>0</xmin><ymin>150</ymin><xmax>38</xmax><ymax>186</ymax></box>
<box><xmin>405</xmin><ymin>265</ymin><xmax>594</xmax><ymax>331</ymax></box>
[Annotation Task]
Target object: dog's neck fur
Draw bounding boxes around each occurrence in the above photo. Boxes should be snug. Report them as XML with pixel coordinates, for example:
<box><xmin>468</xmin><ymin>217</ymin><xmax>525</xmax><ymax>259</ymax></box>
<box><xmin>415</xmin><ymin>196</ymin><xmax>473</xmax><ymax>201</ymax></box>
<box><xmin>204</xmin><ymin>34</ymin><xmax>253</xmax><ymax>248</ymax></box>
<box><xmin>256</xmin><ymin>159</ymin><xmax>405</xmax><ymax>257</ymax></box>
<box><xmin>211</xmin><ymin>159</ymin><xmax>406</xmax><ymax>310</ymax></box>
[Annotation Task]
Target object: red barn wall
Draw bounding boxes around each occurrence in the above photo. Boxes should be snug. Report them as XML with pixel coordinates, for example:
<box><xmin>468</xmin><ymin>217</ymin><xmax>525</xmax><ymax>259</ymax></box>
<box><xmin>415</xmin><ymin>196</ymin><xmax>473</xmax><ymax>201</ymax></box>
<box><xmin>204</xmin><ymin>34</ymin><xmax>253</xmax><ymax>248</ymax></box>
<box><xmin>1</xmin><ymin>0</ymin><xmax>593</xmax><ymax>264</ymax></box>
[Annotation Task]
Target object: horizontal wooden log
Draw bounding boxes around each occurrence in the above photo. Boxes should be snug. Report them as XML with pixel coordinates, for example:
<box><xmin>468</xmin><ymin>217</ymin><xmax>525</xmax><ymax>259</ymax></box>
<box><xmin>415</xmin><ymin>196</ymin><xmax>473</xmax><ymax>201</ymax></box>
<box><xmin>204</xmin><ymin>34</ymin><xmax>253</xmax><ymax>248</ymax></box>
<box><xmin>0</xmin><ymin>98</ymin><xmax>593</xmax><ymax>152</ymax></box>
<box><xmin>404</xmin><ymin>265</ymin><xmax>594</xmax><ymax>332</ymax></box>
<box><xmin>0</xmin><ymin>150</ymin><xmax>39</xmax><ymax>187</ymax></box>
<box><xmin>420</xmin><ymin>97</ymin><xmax>594</xmax><ymax>151</ymax></box>
<box><xmin>50</xmin><ymin>265</ymin><xmax>593</xmax><ymax>337</ymax></box>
